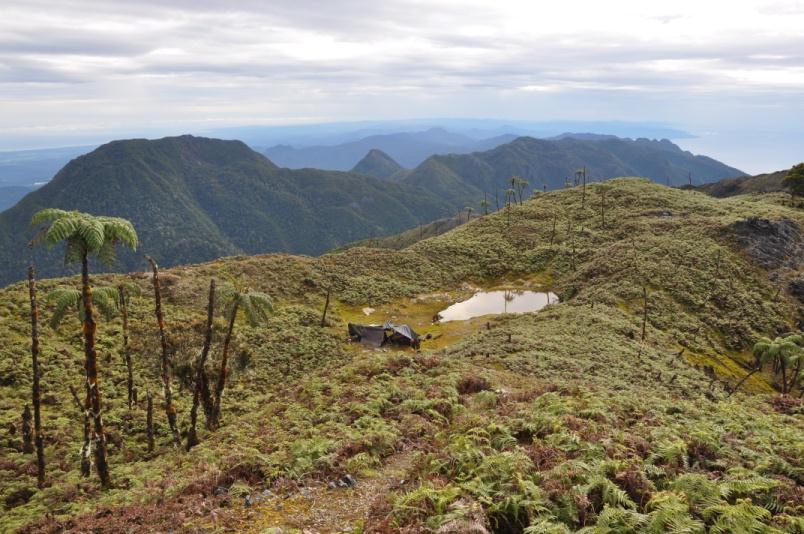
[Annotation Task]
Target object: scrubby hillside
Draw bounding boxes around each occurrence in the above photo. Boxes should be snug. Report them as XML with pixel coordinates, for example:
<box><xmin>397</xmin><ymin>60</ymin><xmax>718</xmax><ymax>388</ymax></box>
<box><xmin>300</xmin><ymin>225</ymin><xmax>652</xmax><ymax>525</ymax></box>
<box><xmin>695</xmin><ymin>169</ymin><xmax>790</xmax><ymax>198</ymax></box>
<box><xmin>0</xmin><ymin>180</ymin><xmax>802</xmax><ymax>533</ymax></box>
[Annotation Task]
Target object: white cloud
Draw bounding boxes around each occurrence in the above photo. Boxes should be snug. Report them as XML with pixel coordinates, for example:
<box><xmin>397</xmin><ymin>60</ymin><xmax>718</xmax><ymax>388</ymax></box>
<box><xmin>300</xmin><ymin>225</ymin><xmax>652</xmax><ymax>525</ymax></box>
<box><xmin>0</xmin><ymin>0</ymin><xmax>802</xmax><ymax>157</ymax></box>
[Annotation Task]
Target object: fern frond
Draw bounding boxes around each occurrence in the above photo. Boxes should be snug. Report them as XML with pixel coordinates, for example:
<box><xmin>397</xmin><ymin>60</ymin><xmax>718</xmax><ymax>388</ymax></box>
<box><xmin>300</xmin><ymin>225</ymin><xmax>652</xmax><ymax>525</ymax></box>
<box><xmin>91</xmin><ymin>286</ymin><xmax>120</xmax><ymax>320</ymax></box>
<box><xmin>30</xmin><ymin>208</ymin><xmax>68</xmax><ymax>226</ymax></box>
<box><xmin>46</xmin><ymin>288</ymin><xmax>81</xmax><ymax>329</ymax></box>
<box><xmin>669</xmin><ymin>474</ymin><xmax>722</xmax><ymax>512</ymax></box>
<box><xmin>77</xmin><ymin>217</ymin><xmax>105</xmax><ymax>252</ymax></box>
<box><xmin>44</xmin><ymin>216</ymin><xmax>80</xmax><ymax>247</ymax></box>
<box><xmin>704</xmin><ymin>499</ymin><xmax>772</xmax><ymax>534</ymax></box>
<box><xmin>644</xmin><ymin>492</ymin><xmax>705</xmax><ymax>534</ymax></box>
<box><xmin>100</xmin><ymin>216</ymin><xmax>138</xmax><ymax>250</ymax></box>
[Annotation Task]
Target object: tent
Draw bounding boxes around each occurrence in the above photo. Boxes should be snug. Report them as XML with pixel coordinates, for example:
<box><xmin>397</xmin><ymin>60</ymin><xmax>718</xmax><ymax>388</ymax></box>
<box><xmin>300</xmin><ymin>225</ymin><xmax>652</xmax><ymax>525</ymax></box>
<box><xmin>348</xmin><ymin>321</ymin><xmax>420</xmax><ymax>348</ymax></box>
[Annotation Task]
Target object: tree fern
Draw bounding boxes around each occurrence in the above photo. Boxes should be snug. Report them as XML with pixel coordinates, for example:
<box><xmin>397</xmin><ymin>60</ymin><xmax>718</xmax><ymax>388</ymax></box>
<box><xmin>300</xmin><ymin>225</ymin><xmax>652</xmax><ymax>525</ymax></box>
<box><xmin>209</xmin><ymin>272</ymin><xmax>275</xmax><ymax>428</ymax></box>
<box><xmin>31</xmin><ymin>209</ymin><xmax>138</xmax><ymax>265</ymax></box>
<box><xmin>30</xmin><ymin>208</ymin><xmax>138</xmax><ymax>489</ymax></box>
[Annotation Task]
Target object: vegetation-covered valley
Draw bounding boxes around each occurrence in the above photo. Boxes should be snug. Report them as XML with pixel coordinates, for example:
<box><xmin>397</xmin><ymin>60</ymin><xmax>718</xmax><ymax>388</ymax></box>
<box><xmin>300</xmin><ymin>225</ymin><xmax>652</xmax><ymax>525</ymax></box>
<box><xmin>0</xmin><ymin>179</ymin><xmax>802</xmax><ymax>533</ymax></box>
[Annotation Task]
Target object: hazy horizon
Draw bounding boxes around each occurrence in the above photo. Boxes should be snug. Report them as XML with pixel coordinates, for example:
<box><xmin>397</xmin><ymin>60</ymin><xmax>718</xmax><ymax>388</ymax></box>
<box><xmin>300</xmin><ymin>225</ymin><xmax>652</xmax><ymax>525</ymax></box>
<box><xmin>1</xmin><ymin>1</ymin><xmax>802</xmax><ymax>174</ymax></box>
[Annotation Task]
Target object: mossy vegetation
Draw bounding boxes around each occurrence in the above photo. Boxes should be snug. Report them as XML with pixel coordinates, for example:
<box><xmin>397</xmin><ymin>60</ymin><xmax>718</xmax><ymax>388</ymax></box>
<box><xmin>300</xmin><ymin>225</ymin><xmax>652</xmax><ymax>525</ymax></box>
<box><xmin>0</xmin><ymin>179</ymin><xmax>802</xmax><ymax>532</ymax></box>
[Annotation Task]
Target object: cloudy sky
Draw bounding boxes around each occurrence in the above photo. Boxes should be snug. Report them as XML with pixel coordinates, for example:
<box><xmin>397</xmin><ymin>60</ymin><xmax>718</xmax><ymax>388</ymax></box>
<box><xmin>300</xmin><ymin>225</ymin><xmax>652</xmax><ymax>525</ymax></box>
<box><xmin>1</xmin><ymin>0</ymin><xmax>802</xmax><ymax>171</ymax></box>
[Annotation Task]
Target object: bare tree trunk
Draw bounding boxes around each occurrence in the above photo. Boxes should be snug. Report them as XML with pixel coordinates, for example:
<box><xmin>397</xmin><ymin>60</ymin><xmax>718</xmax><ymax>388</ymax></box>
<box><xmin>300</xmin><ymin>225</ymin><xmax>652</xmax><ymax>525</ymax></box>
<box><xmin>788</xmin><ymin>359</ymin><xmax>801</xmax><ymax>395</ymax></box>
<box><xmin>146</xmin><ymin>256</ymin><xmax>180</xmax><ymax>448</ymax></box>
<box><xmin>727</xmin><ymin>367</ymin><xmax>760</xmax><ymax>398</ymax></box>
<box><xmin>570</xmin><ymin>240</ymin><xmax>577</xmax><ymax>272</ymax></box>
<box><xmin>69</xmin><ymin>384</ymin><xmax>91</xmax><ymax>477</ymax></box>
<box><xmin>27</xmin><ymin>266</ymin><xmax>45</xmax><ymax>488</ymax></box>
<box><xmin>146</xmin><ymin>392</ymin><xmax>154</xmax><ymax>453</ymax></box>
<box><xmin>641</xmin><ymin>286</ymin><xmax>649</xmax><ymax>342</ymax></box>
<box><xmin>320</xmin><ymin>286</ymin><xmax>331</xmax><ymax>327</ymax></box>
<box><xmin>118</xmin><ymin>286</ymin><xmax>134</xmax><ymax>411</ymax></box>
<box><xmin>21</xmin><ymin>405</ymin><xmax>34</xmax><ymax>454</ymax></box>
<box><xmin>550</xmin><ymin>213</ymin><xmax>557</xmax><ymax>246</ymax></box>
<box><xmin>601</xmin><ymin>191</ymin><xmax>606</xmax><ymax>228</ymax></box>
<box><xmin>188</xmin><ymin>279</ymin><xmax>215</xmax><ymax>450</ymax></box>
<box><xmin>81</xmin><ymin>253</ymin><xmax>111</xmax><ymax>488</ymax></box>
<box><xmin>582</xmin><ymin>168</ymin><xmax>587</xmax><ymax>209</ymax></box>
<box><xmin>210</xmin><ymin>300</ymin><xmax>239</xmax><ymax>430</ymax></box>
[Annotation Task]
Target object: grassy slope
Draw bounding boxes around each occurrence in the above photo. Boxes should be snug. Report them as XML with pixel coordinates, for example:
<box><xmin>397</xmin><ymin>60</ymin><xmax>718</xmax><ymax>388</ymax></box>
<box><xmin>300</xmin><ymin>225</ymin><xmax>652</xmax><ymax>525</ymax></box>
<box><xmin>0</xmin><ymin>179</ymin><xmax>802</xmax><ymax>532</ymax></box>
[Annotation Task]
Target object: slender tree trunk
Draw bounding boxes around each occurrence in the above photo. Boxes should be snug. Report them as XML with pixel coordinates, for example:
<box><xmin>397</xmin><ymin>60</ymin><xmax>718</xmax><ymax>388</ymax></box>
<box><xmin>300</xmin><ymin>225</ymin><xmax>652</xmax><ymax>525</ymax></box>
<box><xmin>320</xmin><ymin>286</ymin><xmax>331</xmax><ymax>328</ymax></box>
<box><xmin>27</xmin><ymin>266</ymin><xmax>45</xmax><ymax>488</ymax></box>
<box><xmin>22</xmin><ymin>405</ymin><xmax>34</xmax><ymax>454</ymax></box>
<box><xmin>728</xmin><ymin>367</ymin><xmax>760</xmax><ymax>397</ymax></box>
<box><xmin>146</xmin><ymin>256</ymin><xmax>180</xmax><ymax>448</ymax></box>
<box><xmin>641</xmin><ymin>286</ymin><xmax>649</xmax><ymax>342</ymax></box>
<box><xmin>81</xmin><ymin>253</ymin><xmax>111</xmax><ymax>488</ymax></box>
<box><xmin>188</xmin><ymin>279</ymin><xmax>215</xmax><ymax>450</ymax></box>
<box><xmin>788</xmin><ymin>359</ymin><xmax>801</xmax><ymax>395</ymax></box>
<box><xmin>600</xmin><ymin>191</ymin><xmax>606</xmax><ymax>228</ymax></box>
<box><xmin>210</xmin><ymin>300</ymin><xmax>239</xmax><ymax>430</ymax></box>
<box><xmin>582</xmin><ymin>170</ymin><xmax>587</xmax><ymax>209</ymax></box>
<box><xmin>570</xmin><ymin>240</ymin><xmax>576</xmax><ymax>272</ymax></box>
<box><xmin>146</xmin><ymin>392</ymin><xmax>154</xmax><ymax>453</ymax></box>
<box><xmin>69</xmin><ymin>384</ymin><xmax>91</xmax><ymax>477</ymax></box>
<box><xmin>495</xmin><ymin>189</ymin><xmax>500</xmax><ymax>211</ymax></box>
<box><xmin>118</xmin><ymin>286</ymin><xmax>134</xmax><ymax>411</ymax></box>
<box><xmin>550</xmin><ymin>214</ymin><xmax>557</xmax><ymax>247</ymax></box>
<box><xmin>780</xmin><ymin>359</ymin><xmax>788</xmax><ymax>395</ymax></box>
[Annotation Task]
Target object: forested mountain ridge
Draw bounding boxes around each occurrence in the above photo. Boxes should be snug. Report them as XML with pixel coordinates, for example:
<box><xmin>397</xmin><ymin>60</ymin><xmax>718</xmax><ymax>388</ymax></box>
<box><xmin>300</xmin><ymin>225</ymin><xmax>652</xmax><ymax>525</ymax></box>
<box><xmin>0</xmin><ymin>135</ymin><xmax>454</xmax><ymax>286</ymax></box>
<box><xmin>400</xmin><ymin>135</ymin><xmax>743</xmax><ymax>207</ymax></box>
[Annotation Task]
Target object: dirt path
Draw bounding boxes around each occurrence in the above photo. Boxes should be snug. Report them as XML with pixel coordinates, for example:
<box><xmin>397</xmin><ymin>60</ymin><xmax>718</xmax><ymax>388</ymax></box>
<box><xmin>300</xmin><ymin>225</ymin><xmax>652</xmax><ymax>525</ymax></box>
<box><xmin>210</xmin><ymin>452</ymin><xmax>413</xmax><ymax>533</ymax></box>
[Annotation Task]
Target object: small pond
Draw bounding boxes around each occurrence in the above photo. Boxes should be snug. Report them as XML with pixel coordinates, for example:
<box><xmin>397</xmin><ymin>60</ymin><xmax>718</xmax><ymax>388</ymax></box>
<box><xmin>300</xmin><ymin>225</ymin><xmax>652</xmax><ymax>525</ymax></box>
<box><xmin>437</xmin><ymin>290</ymin><xmax>558</xmax><ymax>322</ymax></box>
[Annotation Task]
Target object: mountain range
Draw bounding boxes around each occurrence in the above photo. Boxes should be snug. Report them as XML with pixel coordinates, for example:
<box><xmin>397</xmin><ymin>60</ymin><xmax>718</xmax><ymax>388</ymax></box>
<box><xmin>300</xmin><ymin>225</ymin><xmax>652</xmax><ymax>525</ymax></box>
<box><xmin>0</xmin><ymin>135</ymin><xmax>454</xmax><ymax>285</ymax></box>
<box><xmin>0</xmin><ymin>133</ymin><xmax>744</xmax><ymax>286</ymax></box>
<box><xmin>353</xmin><ymin>135</ymin><xmax>743</xmax><ymax>208</ymax></box>
<box><xmin>263</xmin><ymin>127</ymin><xmax>516</xmax><ymax>170</ymax></box>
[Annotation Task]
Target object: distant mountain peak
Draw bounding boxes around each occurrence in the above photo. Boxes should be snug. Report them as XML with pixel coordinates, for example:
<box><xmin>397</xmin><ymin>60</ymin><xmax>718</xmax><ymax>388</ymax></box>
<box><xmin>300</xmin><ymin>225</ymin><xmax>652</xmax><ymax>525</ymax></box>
<box><xmin>350</xmin><ymin>148</ymin><xmax>405</xmax><ymax>180</ymax></box>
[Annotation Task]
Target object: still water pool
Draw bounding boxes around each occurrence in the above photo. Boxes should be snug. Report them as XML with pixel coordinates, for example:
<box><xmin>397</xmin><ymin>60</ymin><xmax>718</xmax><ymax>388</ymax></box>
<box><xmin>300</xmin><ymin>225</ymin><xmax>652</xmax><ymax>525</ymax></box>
<box><xmin>437</xmin><ymin>290</ymin><xmax>558</xmax><ymax>322</ymax></box>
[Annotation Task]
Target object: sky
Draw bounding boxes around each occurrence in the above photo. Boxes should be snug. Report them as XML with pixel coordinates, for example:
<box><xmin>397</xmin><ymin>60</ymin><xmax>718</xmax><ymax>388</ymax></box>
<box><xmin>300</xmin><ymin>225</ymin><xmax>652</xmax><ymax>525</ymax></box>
<box><xmin>1</xmin><ymin>0</ymin><xmax>803</xmax><ymax>172</ymax></box>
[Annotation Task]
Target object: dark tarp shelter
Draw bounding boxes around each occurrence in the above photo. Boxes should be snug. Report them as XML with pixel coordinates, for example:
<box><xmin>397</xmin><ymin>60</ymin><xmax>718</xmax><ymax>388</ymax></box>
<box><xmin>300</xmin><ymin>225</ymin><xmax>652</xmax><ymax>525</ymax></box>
<box><xmin>348</xmin><ymin>321</ymin><xmax>420</xmax><ymax>348</ymax></box>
